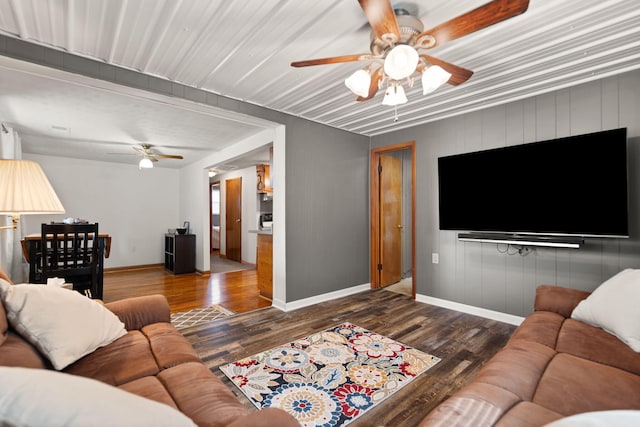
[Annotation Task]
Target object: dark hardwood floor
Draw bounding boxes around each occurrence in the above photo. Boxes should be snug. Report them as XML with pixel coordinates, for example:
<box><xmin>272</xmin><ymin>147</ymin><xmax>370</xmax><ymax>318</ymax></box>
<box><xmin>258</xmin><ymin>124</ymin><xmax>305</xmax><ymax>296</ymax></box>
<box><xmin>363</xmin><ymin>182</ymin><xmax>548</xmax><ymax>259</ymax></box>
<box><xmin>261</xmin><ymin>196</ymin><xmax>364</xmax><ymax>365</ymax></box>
<box><xmin>102</xmin><ymin>264</ymin><xmax>516</xmax><ymax>426</ymax></box>
<box><xmin>182</xmin><ymin>289</ymin><xmax>516</xmax><ymax>427</ymax></box>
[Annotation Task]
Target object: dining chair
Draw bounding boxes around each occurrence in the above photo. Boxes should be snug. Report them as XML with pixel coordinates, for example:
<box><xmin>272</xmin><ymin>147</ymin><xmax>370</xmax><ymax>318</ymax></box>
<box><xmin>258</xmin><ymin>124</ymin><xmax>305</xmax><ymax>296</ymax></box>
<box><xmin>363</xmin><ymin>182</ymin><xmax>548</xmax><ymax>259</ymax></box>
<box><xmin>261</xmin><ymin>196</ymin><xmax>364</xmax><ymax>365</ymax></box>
<box><xmin>40</xmin><ymin>223</ymin><xmax>99</xmax><ymax>298</ymax></box>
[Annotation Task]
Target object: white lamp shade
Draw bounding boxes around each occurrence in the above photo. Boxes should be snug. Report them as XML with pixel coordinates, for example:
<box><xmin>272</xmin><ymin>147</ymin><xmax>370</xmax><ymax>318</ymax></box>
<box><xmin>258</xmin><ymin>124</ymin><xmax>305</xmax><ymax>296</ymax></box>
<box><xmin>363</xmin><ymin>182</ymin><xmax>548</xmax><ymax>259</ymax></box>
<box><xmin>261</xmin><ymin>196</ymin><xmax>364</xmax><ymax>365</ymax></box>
<box><xmin>0</xmin><ymin>159</ymin><xmax>65</xmax><ymax>214</ymax></box>
<box><xmin>384</xmin><ymin>45</ymin><xmax>419</xmax><ymax>80</ymax></box>
<box><xmin>345</xmin><ymin>69</ymin><xmax>371</xmax><ymax>98</ymax></box>
<box><xmin>139</xmin><ymin>157</ymin><xmax>154</xmax><ymax>169</ymax></box>
<box><xmin>381</xmin><ymin>84</ymin><xmax>408</xmax><ymax>106</ymax></box>
<box><xmin>422</xmin><ymin>65</ymin><xmax>452</xmax><ymax>95</ymax></box>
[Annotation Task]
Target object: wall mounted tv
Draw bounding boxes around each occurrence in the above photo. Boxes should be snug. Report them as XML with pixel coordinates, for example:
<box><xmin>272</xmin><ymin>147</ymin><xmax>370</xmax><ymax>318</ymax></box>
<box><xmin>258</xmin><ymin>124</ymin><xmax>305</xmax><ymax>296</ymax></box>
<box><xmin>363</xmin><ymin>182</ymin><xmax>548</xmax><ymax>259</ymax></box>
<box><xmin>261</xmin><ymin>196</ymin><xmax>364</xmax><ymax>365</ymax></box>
<box><xmin>438</xmin><ymin>128</ymin><xmax>629</xmax><ymax>239</ymax></box>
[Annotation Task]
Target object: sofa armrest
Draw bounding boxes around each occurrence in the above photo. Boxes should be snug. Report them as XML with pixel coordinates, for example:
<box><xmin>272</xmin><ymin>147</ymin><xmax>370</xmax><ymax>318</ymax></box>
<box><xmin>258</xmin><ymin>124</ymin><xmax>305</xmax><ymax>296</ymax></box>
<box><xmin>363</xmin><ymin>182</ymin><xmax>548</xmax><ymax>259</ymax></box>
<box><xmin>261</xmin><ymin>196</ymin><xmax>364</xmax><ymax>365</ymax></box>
<box><xmin>534</xmin><ymin>285</ymin><xmax>591</xmax><ymax>318</ymax></box>
<box><xmin>226</xmin><ymin>408</ymin><xmax>301</xmax><ymax>427</ymax></box>
<box><xmin>104</xmin><ymin>295</ymin><xmax>171</xmax><ymax>330</ymax></box>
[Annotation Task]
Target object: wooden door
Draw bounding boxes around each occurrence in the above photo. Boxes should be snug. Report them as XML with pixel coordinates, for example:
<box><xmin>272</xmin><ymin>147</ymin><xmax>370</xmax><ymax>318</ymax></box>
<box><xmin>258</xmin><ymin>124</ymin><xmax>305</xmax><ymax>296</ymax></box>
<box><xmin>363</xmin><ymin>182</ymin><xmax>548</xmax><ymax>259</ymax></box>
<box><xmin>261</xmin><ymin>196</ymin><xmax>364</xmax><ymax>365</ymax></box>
<box><xmin>379</xmin><ymin>155</ymin><xmax>403</xmax><ymax>287</ymax></box>
<box><xmin>225</xmin><ymin>177</ymin><xmax>242</xmax><ymax>262</ymax></box>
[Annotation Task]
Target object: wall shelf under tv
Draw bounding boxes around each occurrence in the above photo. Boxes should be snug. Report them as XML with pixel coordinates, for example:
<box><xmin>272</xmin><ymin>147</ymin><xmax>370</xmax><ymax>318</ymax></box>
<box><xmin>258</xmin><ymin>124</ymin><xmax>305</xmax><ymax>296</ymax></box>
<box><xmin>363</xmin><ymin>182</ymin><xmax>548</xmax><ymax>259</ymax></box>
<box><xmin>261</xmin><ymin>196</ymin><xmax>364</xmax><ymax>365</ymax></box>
<box><xmin>458</xmin><ymin>232</ymin><xmax>584</xmax><ymax>249</ymax></box>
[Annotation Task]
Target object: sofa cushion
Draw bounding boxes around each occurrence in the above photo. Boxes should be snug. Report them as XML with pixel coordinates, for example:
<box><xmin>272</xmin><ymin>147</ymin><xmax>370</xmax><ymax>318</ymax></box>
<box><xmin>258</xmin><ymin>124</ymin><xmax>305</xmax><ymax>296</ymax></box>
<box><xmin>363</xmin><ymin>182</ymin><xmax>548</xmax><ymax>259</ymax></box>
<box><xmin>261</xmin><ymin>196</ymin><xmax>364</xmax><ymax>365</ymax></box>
<box><xmin>158</xmin><ymin>362</ymin><xmax>249</xmax><ymax>427</ymax></box>
<box><xmin>557</xmin><ymin>319</ymin><xmax>640</xmax><ymax>376</ymax></box>
<box><xmin>0</xmin><ymin>366</ymin><xmax>196</xmax><ymax>427</ymax></box>
<box><xmin>0</xmin><ymin>280</ymin><xmax>127</xmax><ymax>370</ymax></box>
<box><xmin>533</xmin><ymin>353</ymin><xmax>640</xmax><ymax>416</ymax></box>
<box><xmin>64</xmin><ymin>330</ymin><xmax>160</xmax><ymax>385</ymax></box>
<box><xmin>571</xmin><ymin>268</ymin><xmax>640</xmax><ymax>352</ymax></box>
<box><xmin>119</xmin><ymin>375</ymin><xmax>180</xmax><ymax>408</ymax></box>
<box><xmin>507</xmin><ymin>311</ymin><xmax>565</xmax><ymax>349</ymax></box>
<box><xmin>0</xmin><ymin>331</ymin><xmax>49</xmax><ymax>369</ymax></box>
<box><xmin>142</xmin><ymin>322</ymin><xmax>202</xmax><ymax>369</ymax></box>
<box><xmin>474</xmin><ymin>340</ymin><xmax>557</xmax><ymax>402</ymax></box>
<box><xmin>534</xmin><ymin>285</ymin><xmax>590</xmax><ymax>318</ymax></box>
<box><xmin>495</xmin><ymin>402</ymin><xmax>563</xmax><ymax>427</ymax></box>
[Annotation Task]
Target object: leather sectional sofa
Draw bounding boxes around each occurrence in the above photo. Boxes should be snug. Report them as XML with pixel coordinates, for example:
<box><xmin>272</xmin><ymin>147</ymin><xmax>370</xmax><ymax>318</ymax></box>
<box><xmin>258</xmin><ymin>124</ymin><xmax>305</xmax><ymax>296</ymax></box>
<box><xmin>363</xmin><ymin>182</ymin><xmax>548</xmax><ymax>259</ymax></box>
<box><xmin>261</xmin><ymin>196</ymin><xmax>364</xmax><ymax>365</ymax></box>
<box><xmin>0</xmin><ymin>277</ymin><xmax>298</xmax><ymax>427</ymax></box>
<box><xmin>419</xmin><ymin>284</ymin><xmax>640</xmax><ymax>426</ymax></box>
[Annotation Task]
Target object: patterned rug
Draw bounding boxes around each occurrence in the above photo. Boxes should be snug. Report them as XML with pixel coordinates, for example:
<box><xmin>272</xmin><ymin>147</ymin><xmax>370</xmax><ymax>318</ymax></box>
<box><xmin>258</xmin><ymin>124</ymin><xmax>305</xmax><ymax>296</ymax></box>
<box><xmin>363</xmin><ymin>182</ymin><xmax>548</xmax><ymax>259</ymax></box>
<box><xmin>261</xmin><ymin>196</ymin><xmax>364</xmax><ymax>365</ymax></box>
<box><xmin>220</xmin><ymin>322</ymin><xmax>440</xmax><ymax>426</ymax></box>
<box><xmin>170</xmin><ymin>305</ymin><xmax>235</xmax><ymax>329</ymax></box>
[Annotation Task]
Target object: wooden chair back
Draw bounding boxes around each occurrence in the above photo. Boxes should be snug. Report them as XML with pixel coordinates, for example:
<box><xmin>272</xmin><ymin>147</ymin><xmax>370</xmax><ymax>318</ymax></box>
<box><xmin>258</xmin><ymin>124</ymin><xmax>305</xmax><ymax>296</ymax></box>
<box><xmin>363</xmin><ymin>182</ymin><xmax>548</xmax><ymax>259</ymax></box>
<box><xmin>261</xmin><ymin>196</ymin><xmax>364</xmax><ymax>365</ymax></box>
<box><xmin>40</xmin><ymin>223</ymin><xmax>99</xmax><ymax>298</ymax></box>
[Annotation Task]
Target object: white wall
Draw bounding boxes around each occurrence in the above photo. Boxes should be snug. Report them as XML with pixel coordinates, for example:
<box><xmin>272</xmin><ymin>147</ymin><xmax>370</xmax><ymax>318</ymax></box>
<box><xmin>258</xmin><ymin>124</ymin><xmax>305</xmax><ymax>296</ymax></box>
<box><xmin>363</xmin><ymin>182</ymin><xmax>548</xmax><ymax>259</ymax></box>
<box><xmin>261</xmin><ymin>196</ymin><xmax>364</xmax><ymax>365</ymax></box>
<box><xmin>215</xmin><ymin>166</ymin><xmax>259</xmax><ymax>264</ymax></box>
<box><xmin>22</xmin><ymin>153</ymin><xmax>180</xmax><ymax>268</ymax></box>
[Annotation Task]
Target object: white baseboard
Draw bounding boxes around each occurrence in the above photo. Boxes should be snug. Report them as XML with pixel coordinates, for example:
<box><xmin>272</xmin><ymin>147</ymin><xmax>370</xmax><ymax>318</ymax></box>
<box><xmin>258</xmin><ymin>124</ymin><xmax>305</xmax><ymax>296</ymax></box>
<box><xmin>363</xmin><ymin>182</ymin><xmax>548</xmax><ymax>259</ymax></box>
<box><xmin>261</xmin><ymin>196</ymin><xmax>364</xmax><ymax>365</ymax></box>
<box><xmin>281</xmin><ymin>283</ymin><xmax>371</xmax><ymax>312</ymax></box>
<box><xmin>416</xmin><ymin>294</ymin><xmax>524</xmax><ymax>326</ymax></box>
<box><xmin>273</xmin><ymin>285</ymin><xmax>524</xmax><ymax>326</ymax></box>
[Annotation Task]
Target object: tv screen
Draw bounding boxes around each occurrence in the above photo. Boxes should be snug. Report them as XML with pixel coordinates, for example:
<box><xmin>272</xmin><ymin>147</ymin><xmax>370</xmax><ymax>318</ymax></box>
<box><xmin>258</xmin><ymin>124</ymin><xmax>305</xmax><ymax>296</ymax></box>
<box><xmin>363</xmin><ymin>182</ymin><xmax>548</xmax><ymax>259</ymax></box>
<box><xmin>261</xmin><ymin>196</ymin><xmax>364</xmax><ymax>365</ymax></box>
<box><xmin>438</xmin><ymin>128</ymin><xmax>629</xmax><ymax>238</ymax></box>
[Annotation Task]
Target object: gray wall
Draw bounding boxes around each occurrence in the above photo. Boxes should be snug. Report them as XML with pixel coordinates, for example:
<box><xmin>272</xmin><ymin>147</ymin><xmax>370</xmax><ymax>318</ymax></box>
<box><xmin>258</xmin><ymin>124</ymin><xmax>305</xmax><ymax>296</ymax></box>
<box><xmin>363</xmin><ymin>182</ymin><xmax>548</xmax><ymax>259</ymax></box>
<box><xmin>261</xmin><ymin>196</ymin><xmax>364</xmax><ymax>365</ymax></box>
<box><xmin>372</xmin><ymin>70</ymin><xmax>640</xmax><ymax>316</ymax></box>
<box><xmin>0</xmin><ymin>35</ymin><xmax>371</xmax><ymax>303</ymax></box>
<box><xmin>284</xmin><ymin>117</ymin><xmax>370</xmax><ymax>300</ymax></box>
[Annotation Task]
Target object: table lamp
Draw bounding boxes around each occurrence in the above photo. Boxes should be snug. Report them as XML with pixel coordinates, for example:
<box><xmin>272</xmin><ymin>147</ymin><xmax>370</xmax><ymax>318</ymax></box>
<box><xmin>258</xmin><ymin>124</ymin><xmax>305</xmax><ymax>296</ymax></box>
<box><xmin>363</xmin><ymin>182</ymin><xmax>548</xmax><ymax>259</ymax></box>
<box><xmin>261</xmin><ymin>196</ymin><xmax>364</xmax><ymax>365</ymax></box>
<box><xmin>0</xmin><ymin>159</ymin><xmax>65</xmax><ymax>230</ymax></box>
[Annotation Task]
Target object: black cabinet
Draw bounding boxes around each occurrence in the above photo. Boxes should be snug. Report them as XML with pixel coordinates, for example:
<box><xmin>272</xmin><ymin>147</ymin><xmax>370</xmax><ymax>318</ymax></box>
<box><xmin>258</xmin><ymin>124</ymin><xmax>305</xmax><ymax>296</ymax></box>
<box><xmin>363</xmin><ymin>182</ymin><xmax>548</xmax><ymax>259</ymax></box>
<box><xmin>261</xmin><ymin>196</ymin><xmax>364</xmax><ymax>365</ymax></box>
<box><xmin>164</xmin><ymin>234</ymin><xmax>195</xmax><ymax>274</ymax></box>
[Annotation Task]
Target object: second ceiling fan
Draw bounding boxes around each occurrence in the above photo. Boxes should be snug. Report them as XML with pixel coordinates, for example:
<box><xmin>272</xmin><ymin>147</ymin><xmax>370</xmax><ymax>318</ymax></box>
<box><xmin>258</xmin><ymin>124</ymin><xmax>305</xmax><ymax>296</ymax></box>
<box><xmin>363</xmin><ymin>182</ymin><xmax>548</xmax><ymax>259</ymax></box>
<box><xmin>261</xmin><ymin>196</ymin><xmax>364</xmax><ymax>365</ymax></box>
<box><xmin>134</xmin><ymin>144</ymin><xmax>183</xmax><ymax>169</ymax></box>
<box><xmin>291</xmin><ymin>0</ymin><xmax>530</xmax><ymax>106</ymax></box>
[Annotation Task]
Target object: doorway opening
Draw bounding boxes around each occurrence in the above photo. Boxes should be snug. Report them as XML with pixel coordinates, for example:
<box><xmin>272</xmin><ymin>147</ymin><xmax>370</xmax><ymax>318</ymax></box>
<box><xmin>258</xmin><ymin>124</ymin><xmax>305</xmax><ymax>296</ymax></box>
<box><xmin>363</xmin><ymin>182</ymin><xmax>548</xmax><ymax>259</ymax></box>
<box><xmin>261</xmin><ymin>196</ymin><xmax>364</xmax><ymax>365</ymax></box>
<box><xmin>370</xmin><ymin>141</ymin><xmax>416</xmax><ymax>298</ymax></box>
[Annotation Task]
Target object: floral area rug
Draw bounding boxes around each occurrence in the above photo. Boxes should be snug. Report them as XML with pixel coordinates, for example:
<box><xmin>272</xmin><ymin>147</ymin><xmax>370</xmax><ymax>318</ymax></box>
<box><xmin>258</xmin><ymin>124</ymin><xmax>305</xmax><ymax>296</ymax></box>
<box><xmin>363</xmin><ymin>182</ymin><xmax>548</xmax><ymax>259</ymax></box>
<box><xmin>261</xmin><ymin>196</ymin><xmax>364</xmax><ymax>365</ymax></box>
<box><xmin>220</xmin><ymin>322</ymin><xmax>440</xmax><ymax>426</ymax></box>
<box><xmin>170</xmin><ymin>305</ymin><xmax>234</xmax><ymax>330</ymax></box>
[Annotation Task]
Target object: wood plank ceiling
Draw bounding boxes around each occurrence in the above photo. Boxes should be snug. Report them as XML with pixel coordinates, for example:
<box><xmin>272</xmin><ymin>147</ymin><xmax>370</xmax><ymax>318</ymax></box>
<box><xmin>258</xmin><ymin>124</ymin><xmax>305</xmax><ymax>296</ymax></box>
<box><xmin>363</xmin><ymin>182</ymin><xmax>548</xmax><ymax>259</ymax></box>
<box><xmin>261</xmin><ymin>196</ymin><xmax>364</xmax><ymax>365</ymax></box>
<box><xmin>0</xmin><ymin>0</ymin><xmax>639</xmax><ymax>137</ymax></box>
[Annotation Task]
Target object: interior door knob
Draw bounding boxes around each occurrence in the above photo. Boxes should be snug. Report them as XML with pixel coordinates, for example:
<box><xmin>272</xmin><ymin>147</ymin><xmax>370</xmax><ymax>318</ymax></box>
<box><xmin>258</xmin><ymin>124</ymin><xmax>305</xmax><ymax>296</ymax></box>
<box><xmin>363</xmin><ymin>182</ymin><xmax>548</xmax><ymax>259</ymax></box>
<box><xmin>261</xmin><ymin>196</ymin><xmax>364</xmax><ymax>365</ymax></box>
<box><xmin>236</xmin><ymin>218</ymin><xmax>241</xmax><ymax>223</ymax></box>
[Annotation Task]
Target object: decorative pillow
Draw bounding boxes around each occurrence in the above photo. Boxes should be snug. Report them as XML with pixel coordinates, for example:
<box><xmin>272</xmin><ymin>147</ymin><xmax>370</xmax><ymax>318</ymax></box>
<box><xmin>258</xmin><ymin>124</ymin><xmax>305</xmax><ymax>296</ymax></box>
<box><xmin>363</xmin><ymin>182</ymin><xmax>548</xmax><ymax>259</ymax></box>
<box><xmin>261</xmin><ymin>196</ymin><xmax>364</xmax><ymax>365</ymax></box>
<box><xmin>0</xmin><ymin>279</ymin><xmax>127</xmax><ymax>369</ymax></box>
<box><xmin>544</xmin><ymin>410</ymin><xmax>640</xmax><ymax>426</ymax></box>
<box><xmin>0</xmin><ymin>367</ymin><xmax>196</xmax><ymax>426</ymax></box>
<box><xmin>571</xmin><ymin>269</ymin><xmax>640</xmax><ymax>352</ymax></box>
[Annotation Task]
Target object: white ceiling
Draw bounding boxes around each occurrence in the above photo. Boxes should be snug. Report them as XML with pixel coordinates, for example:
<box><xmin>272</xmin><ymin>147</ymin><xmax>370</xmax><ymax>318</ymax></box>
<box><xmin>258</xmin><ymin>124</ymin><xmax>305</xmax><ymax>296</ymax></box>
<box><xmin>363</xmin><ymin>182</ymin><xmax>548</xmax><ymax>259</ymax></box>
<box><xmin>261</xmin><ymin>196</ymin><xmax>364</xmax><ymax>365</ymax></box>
<box><xmin>0</xmin><ymin>0</ymin><xmax>639</xmax><ymax>166</ymax></box>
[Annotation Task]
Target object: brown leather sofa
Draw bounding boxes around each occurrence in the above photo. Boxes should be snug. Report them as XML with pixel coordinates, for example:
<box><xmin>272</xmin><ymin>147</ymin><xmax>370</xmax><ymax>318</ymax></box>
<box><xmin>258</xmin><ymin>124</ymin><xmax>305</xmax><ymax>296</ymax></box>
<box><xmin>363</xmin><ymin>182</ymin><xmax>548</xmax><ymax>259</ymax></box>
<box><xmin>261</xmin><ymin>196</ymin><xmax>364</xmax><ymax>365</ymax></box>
<box><xmin>0</xmin><ymin>290</ymin><xmax>298</xmax><ymax>427</ymax></box>
<box><xmin>420</xmin><ymin>285</ymin><xmax>640</xmax><ymax>427</ymax></box>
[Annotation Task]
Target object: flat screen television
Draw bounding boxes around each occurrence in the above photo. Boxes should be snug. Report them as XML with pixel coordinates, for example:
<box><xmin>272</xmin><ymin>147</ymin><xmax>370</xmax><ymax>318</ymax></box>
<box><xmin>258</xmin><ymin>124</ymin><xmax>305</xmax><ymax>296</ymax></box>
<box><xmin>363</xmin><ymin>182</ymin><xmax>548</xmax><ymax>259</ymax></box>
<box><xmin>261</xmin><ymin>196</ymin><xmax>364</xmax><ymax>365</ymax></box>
<box><xmin>438</xmin><ymin>128</ymin><xmax>629</xmax><ymax>238</ymax></box>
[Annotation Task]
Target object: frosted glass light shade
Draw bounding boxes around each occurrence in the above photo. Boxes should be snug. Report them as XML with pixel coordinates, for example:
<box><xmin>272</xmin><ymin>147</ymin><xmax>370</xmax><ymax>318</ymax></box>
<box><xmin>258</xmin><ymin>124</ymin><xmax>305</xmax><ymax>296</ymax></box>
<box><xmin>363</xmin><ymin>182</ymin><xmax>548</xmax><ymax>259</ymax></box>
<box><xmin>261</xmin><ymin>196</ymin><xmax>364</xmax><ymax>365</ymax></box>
<box><xmin>139</xmin><ymin>158</ymin><xmax>153</xmax><ymax>169</ymax></box>
<box><xmin>422</xmin><ymin>65</ymin><xmax>451</xmax><ymax>95</ymax></box>
<box><xmin>345</xmin><ymin>69</ymin><xmax>371</xmax><ymax>98</ymax></box>
<box><xmin>384</xmin><ymin>45</ymin><xmax>419</xmax><ymax>80</ymax></box>
<box><xmin>0</xmin><ymin>160</ymin><xmax>65</xmax><ymax>214</ymax></box>
<box><xmin>381</xmin><ymin>84</ymin><xmax>408</xmax><ymax>106</ymax></box>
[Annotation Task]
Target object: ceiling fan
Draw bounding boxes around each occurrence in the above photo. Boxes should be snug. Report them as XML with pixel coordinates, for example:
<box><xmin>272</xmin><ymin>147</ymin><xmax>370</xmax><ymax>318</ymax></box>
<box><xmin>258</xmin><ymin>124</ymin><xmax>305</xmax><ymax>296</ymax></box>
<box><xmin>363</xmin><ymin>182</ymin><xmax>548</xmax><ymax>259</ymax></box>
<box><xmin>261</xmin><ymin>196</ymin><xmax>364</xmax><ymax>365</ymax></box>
<box><xmin>291</xmin><ymin>0</ymin><xmax>529</xmax><ymax>106</ymax></box>
<box><xmin>132</xmin><ymin>144</ymin><xmax>183</xmax><ymax>169</ymax></box>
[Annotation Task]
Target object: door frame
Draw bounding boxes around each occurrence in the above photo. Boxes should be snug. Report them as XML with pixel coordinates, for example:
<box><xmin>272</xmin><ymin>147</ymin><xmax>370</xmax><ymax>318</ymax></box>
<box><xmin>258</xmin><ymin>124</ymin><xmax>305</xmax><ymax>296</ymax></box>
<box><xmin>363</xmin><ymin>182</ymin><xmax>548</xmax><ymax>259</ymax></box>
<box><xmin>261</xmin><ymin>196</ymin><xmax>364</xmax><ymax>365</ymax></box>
<box><xmin>209</xmin><ymin>180</ymin><xmax>220</xmax><ymax>253</ymax></box>
<box><xmin>370</xmin><ymin>141</ymin><xmax>416</xmax><ymax>297</ymax></box>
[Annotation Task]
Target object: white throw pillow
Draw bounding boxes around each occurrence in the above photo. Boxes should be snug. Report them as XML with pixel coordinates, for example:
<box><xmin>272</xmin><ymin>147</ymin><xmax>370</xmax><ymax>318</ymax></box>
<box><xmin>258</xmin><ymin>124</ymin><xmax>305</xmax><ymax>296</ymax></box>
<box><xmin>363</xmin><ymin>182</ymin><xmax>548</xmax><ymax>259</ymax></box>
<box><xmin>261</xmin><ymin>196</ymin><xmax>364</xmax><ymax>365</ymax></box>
<box><xmin>544</xmin><ymin>410</ymin><xmax>640</xmax><ymax>427</ymax></box>
<box><xmin>571</xmin><ymin>269</ymin><xmax>640</xmax><ymax>352</ymax></box>
<box><xmin>0</xmin><ymin>279</ymin><xmax>127</xmax><ymax>369</ymax></box>
<box><xmin>0</xmin><ymin>367</ymin><xmax>196</xmax><ymax>427</ymax></box>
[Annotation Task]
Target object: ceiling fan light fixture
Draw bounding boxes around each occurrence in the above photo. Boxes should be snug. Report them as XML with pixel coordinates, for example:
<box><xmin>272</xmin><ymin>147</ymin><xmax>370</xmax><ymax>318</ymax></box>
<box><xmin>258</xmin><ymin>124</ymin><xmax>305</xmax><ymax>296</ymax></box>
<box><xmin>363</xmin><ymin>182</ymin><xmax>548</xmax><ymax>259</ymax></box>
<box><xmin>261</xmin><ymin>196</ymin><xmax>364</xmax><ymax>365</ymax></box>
<box><xmin>421</xmin><ymin>65</ymin><xmax>452</xmax><ymax>95</ymax></box>
<box><xmin>384</xmin><ymin>44</ymin><xmax>419</xmax><ymax>80</ymax></box>
<box><xmin>139</xmin><ymin>157</ymin><xmax>153</xmax><ymax>170</ymax></box>
<box><xmin>345</xmin><ymin>69</ymin><xmax>371</xmax><ymax>98</ymax></box>
<box><xmin>382</xmin><ymin>84</ymin><xmax>407</xmax><ymax>106</ymax></box>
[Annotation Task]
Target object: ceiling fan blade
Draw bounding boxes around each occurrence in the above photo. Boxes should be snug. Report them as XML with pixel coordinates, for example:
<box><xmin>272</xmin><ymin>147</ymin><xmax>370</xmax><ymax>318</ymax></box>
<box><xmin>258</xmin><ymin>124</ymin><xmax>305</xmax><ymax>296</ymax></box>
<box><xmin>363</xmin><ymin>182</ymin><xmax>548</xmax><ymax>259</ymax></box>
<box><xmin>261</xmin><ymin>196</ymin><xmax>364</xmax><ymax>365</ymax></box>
<box><xmin>291</xmin><ymin>54</ymin><xmax>372</xmax><ymax>68</ymax></box>
<box><xmin>358</xmin><ymin>0</ymin><xmax>400</xmax><ymax>42</ymax></box>
<box><xmin>155</xmin><ymin>154</ymin><xmax>184</xmax><ymax>160</ymax></box>
<box><xmin>356</xmin><ymin>67</ymin><xmax>383</xmax><ymax>101</ymax></box>
<box><xmin>133</xmin><ymin>146</ymin><xmax>146</xmax><ymax>155</ymax></box>
<box><xmin>418</xmin><ymin>0</ymin><xmax>529</xmax><ymax>48</ymax></box>
<box><xmin>420</xmin><ymin>55</ymin><xmax>474</xmax><ymax>86</ymax></box>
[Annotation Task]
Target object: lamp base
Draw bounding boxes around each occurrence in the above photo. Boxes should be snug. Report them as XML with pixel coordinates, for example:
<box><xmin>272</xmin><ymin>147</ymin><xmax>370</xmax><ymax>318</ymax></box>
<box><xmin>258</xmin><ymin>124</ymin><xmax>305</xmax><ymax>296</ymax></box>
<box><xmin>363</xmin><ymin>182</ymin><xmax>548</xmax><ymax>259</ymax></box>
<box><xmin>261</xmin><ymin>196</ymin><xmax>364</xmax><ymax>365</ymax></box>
<box><xmin>0</xmin><ymin>215</ymin><xmax>19</xmax><ymax>230</ymax></box>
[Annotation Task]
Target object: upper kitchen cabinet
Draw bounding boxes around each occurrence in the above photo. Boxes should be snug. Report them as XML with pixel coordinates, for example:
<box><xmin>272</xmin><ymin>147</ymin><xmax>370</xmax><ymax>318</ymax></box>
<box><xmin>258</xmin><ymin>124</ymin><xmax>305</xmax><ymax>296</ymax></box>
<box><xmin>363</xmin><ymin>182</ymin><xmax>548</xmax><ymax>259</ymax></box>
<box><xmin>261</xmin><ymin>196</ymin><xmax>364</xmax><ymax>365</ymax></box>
<box><xmin>256</xmin><ymin>164</ymin><xmax>272</xmax><ymax>194</ymax></box>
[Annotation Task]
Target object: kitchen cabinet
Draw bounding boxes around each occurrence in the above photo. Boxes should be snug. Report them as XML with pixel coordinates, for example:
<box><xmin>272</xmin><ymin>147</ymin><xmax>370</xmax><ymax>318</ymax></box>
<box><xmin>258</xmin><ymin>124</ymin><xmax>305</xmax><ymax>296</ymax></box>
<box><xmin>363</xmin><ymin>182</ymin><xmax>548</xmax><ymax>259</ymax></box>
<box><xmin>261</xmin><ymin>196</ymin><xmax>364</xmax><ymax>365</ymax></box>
<box><xmin>256</xmin><ymin>164</ymin><xmax>272</xmax><ymax>194</ymax></box>
<box><xmin>165</xmin><ymin>234</ymin><xmax>195</xmax><ymax>274</ymax></box>
<box><xmin>257</xmin><ymin>233</ymin><xmax>273</xmax><ymax>300</ymax></box>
